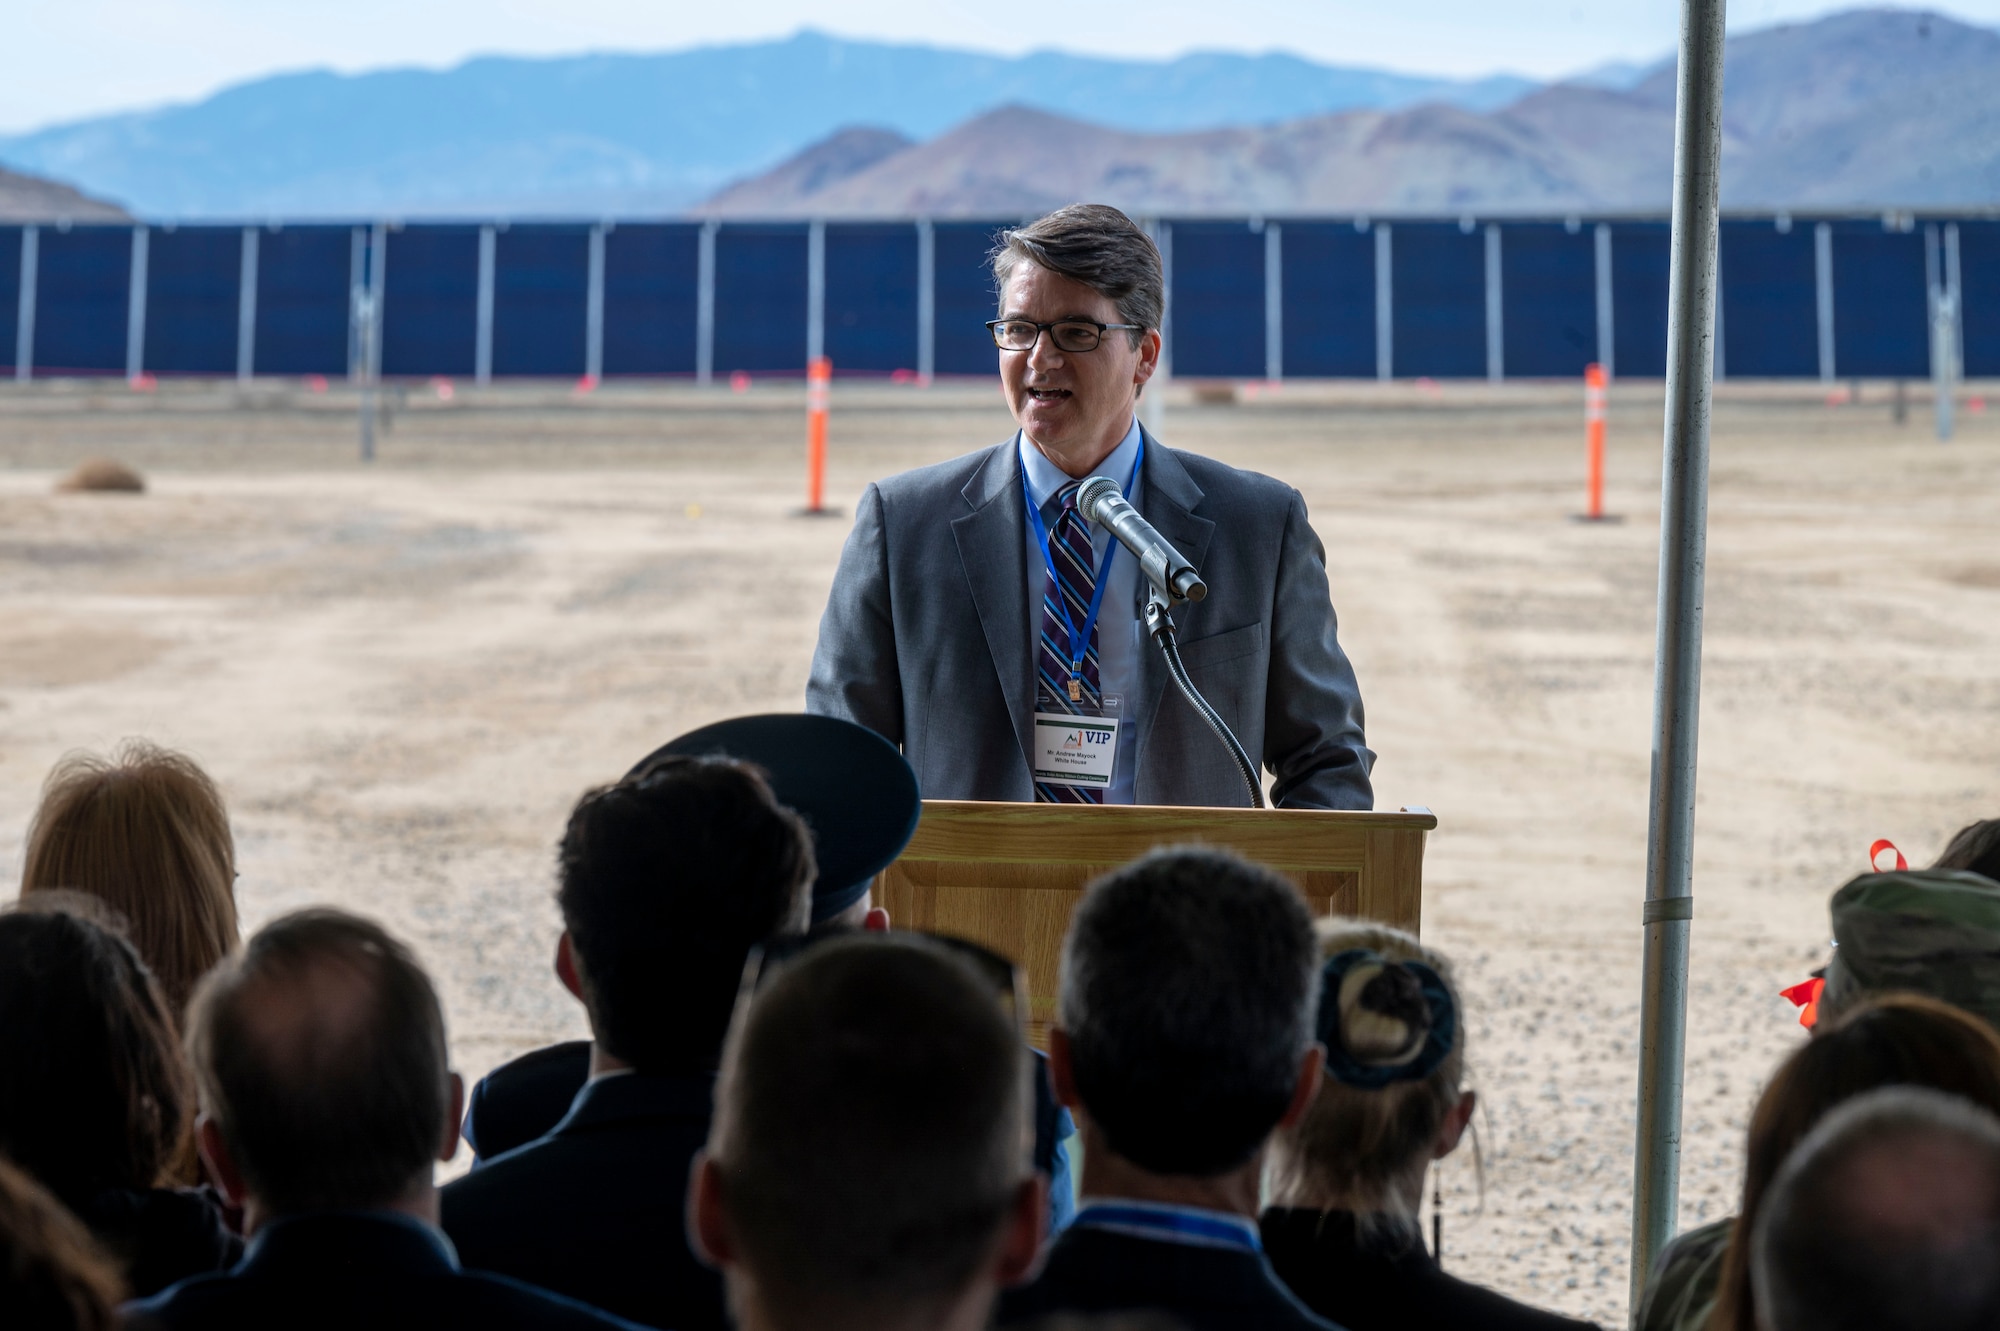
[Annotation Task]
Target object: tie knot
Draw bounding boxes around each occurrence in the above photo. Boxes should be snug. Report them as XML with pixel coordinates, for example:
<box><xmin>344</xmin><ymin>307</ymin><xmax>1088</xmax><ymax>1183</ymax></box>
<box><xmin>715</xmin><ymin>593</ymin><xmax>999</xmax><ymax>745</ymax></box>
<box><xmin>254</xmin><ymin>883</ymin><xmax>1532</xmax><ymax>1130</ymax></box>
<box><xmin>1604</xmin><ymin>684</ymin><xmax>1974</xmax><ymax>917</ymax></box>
<box><xmin>1057</xmin><ymin>482</ymin><xmax>1085</xmax><ymax>513</ymax></box>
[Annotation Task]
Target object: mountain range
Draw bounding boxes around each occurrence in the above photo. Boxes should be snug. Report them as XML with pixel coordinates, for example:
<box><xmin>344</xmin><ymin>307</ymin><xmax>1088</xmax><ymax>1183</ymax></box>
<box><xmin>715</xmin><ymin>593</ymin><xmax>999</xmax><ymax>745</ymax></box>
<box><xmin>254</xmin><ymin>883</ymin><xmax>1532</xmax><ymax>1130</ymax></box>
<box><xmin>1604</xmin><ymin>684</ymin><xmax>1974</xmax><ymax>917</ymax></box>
<box><xmin>702</xmin><ymin>8</ymin><xmax>2000</xmax><ymax>216</ymax></box>
<box><xmin>0</xmin><ymin>31</ymin><xmax>1534</xmax><ymax>219</ymax></box>
<box><xmin>0</xmin><ymin>166</ymin><xmax>126</xmax><ymax>222</ymax></box>
<box><xmin>1</xmin><ymin>8</ymin><xmax>1992</xmax><ymax>221</ymax></box>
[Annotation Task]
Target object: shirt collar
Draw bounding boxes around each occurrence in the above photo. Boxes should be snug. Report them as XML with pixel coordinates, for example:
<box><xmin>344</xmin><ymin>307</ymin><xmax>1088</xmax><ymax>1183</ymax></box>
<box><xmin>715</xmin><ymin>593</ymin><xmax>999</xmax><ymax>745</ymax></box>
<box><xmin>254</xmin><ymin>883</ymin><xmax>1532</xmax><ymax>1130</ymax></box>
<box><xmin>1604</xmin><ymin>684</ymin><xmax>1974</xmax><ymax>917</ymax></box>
<box><xmin>554</xmin><ymin>1069</ymin><xmax>716</xmax><ymax>1136</ymax></box>
<box><xmin>1072</xmin><ymin>1197</ymin><xmax>1263</xmax><ymax>1253</ymax></box>
<box><xmin>1018</xmin><ymin>417</ymin><xmax>1142</xmax><ymax>514</ymax></box>
<box><xmin>241</xmin><ymin>1210</ymin><xmax>459</xmax><ymax>1273</ymax></box>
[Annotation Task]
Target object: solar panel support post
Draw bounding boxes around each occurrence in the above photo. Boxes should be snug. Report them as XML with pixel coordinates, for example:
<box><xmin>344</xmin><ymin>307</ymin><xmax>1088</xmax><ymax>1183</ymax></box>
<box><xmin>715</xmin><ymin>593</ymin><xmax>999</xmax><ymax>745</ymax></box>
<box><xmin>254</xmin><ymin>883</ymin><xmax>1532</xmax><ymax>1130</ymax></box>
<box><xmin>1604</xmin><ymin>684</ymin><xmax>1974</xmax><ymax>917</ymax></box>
<box><xmin>1813</xmin><ymin>221</ymin><xmax>1835</xmax><ymax>383</ymax></box>
<box><xmin>696</xmin><ymin>220</ymin><xmax>717</xmax><ymax>385</ymax></box>
<box><xmin>1264</xmin><ymin>221</ymin><xmax>1283</xmax><ymax>382</ymax></box>
<box><xmin>916</xmin><ymin>218</ymin><xmax>935</xmax><ymax>385</ymax></box>
<box><xmin>1594</xmin><ymin>223</ymin><xmax>1615</xmax><ymax>381</ymax></box>
<box><xmin>585</xmin><ymin>223</ymin><xmax>606</xmax><ymax>384</ymax></box>
<box><xmin>1374</xmin><ymin>223</ymin><xmax>1393</xmax><ymax>381</ymax></box>
<box><xmin>1712</xmin><ymin>257</ymin><xmax>1726</xmax><ymax>383</ymax></box>
<box><xmin>1484</xmin><ymin>223</ymin><xmax>1504</xmax><ymax>382</ymax></box>
<box><xmin>1926</xmin><ymin>222</ymin><xmax>1940</xmax><ymax>331</ymax></box>
<box><xmin>359</xmin><ymin>222</ymin><xmax>386</xmax><ymax>464</ymax></box>
<box><xmin>237</xmin><ymin>227</ymin><xmax>260</xmax><ymax>384</ymax></box>
<box><xmin>13</xmin><ymin>226</ymin><xmax>35</xmax><ymax>382</ymax></box>
<box><xmin>1630</xmin><ymin>0</ymin><xmax>1725</xmax><ymax>1309</ymax></box>
<box><xmin>1946</xmin><ymin>222</ymin><xmax>1964</xmax><ymax>386</ymax></box>
<box><xmin>357</xmin><ymin>291</ymin><xmax>378</xmax><ymax>462</ymax></box>
<box><xmin>474</xmin><ymin>224</ymin><xmax>496</xmax><ymax>387</ymax></box>
<box><xmin>1927</xmin><ymin>223</ymin><xmax>1961</xmax><ymax>442</ymax></box>
<box><xmin>126</xmin><ymin>226</ymin><xmax>150</xmax><ymax>384</ymax></box>
<box><xmin>1933</xmin><ymin>308</ymin><xmax>1957</xmax><ymax>442</ymax></box>
<box><xmin>348</xmin><ymin>227</ymin><xmax>366</xmax><ymax>382</ymax></box>
<box><xmin>806</xmin><ymin>219</ymin><xmax>826</xmax><ymax>368</ymax></box>
<box><xmin>370</xmin><ymin>222</ymin><xmax>386</xmax><ymax>375</ymax></box>
<box><xmin>1140</xmin><ymin>219</ymin><xmax>1170</xmax><ymax>435</ymax></box>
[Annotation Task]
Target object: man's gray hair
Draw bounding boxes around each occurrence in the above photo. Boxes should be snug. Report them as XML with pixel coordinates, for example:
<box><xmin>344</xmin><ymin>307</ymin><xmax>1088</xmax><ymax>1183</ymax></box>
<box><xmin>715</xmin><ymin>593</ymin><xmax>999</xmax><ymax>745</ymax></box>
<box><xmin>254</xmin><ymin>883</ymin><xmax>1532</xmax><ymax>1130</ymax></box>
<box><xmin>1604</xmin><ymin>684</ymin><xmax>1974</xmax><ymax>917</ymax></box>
<box><xmin>1751</xmin><ymin>1085</ymin><xmax>2000</xmax><ymax>1331</ymax></box>
<box><xmin>991</xmin><ymin>204</ymin><xmax>1164</xmax><ymax>339</ymax></box>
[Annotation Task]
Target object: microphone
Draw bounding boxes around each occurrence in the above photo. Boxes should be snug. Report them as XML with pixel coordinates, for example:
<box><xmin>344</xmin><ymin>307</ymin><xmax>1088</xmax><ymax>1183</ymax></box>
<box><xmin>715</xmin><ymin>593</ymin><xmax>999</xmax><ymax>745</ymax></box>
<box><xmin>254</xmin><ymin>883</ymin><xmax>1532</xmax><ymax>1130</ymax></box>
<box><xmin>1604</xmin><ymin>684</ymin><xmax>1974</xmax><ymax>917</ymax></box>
<box><xmin>1076</xmin><ymin>476</ymin><xmax>1206</xmax><ymax>603</ymax></box>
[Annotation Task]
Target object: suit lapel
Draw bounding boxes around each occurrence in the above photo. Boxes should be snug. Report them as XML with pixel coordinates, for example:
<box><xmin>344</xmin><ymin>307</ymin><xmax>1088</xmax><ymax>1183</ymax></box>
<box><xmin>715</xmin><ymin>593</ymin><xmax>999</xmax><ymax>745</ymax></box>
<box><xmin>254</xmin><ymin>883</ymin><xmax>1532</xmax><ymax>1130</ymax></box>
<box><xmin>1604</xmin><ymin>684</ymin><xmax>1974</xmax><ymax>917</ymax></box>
<box><xmin>952</xmin><ymin>441</ymin><xmax>1036</xmax><ymax>773</ymax></box>
<box><xmin>1131</xmin><ymin>431</ymin><xmax>1214</xmax><ymax>797</ymax></box>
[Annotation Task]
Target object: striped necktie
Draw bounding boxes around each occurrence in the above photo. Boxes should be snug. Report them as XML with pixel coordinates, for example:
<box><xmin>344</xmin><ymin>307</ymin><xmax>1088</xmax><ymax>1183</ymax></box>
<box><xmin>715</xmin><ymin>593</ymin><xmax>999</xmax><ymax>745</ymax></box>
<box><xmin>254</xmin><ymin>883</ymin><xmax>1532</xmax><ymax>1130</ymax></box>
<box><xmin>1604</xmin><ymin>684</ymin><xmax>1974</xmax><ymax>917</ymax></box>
<box><xmin>1035</xmin><ymin>482</ymin><xmax>1104</xmax><ymax>804</ymax></box>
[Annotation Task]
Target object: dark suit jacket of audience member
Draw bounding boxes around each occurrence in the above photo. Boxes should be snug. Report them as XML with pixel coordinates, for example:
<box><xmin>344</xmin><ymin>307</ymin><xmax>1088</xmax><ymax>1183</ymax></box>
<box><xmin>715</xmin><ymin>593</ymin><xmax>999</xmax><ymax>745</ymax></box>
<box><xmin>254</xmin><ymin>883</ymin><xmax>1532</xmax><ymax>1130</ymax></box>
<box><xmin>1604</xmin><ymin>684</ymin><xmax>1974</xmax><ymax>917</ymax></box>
<box><xmin>461</xmin><ymin>1038</ymin><xmax>1076</xmax><ymax>1210</ymax></box>
<box><xmin>70</xmin><ymin>1184</ymin><xmax>240</xmax><ymax>1298</ymax></box>
<box><xmin>125</xmin><ymin>1211</ymin><xmax>645</xmax><ymax>1329</ymax></box>
<box><xmin>997</xmin><ymin>1225</ymin><xmax>1338</xmax><ymax>1330</ymax></box>
<box><xmin>460</xmin><ymin>1040</ymin><xmax>599</xmax><ymax>1163</ymax></box>
<box><xmin>442</xmin><ymin>1068</ymin><xmax>723</xmax><ymax>1331</ymax></box>
<box><xmin>1262</xmin><ymin>1209</ymin><xmax>1603</xmax><ymax>1331</ymax></box>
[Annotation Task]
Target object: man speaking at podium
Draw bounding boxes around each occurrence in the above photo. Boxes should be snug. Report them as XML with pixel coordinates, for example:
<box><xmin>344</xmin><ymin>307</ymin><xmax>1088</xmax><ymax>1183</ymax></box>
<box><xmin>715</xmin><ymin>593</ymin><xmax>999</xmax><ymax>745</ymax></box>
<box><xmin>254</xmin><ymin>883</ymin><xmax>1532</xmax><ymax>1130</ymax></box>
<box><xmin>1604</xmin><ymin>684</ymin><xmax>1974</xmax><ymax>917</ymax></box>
<box><xmin>806</xmin><ymin>204</ymin><xmax>1372</xmax><ymax>809</ymax></box>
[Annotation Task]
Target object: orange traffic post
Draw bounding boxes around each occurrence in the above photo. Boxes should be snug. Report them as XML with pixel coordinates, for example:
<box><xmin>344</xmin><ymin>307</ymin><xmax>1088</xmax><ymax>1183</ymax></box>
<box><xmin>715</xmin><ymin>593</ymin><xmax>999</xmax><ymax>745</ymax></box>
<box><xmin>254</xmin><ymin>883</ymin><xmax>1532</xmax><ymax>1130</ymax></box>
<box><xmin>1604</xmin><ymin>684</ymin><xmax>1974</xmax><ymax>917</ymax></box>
<box><xmin>803</xmin><ymin>356</ymin><xmax>831</xmax><ymax>516</ymax></box>
<box><xmin>1575</xmin><ymin>363</ymin><xmax>1618</xmax><ymax>523</ymax></box>
<box><xmin>1586</xmin><ymin>363</ymin><xmax>1606</xmax><ymax>518</ymax></box>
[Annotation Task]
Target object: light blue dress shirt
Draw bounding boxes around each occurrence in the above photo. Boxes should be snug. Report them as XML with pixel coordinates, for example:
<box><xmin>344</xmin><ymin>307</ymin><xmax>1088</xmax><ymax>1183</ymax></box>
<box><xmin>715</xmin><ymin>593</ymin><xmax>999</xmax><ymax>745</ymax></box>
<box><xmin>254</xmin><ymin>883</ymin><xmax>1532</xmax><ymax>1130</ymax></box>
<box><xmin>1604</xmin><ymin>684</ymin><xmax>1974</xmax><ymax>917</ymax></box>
<box><xmin>1019</xmin><ymin>418</ymin><xmax>1145</xmax><ymax>805</ymax></box>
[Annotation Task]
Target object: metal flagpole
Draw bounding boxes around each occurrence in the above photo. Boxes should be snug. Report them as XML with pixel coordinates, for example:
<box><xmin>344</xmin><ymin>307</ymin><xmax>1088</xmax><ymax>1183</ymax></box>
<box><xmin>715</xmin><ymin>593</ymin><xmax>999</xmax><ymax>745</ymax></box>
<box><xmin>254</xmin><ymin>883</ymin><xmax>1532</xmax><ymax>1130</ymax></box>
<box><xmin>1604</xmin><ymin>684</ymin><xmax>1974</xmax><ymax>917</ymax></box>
<box><xmin>1630</xmin><ymin>0</ymin><xmax>1726</xmax><ymax>1308</ymax></box>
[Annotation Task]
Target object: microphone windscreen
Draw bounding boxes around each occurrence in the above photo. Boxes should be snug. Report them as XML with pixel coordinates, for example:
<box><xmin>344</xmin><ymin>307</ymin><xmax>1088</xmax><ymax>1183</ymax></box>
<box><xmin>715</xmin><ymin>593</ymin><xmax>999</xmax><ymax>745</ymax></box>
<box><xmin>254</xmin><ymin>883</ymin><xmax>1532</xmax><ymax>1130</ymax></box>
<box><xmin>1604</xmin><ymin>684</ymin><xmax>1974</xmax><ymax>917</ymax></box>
<box><xmin>1076</xmin><ymin>476</ymin><xmax>1122</xmax><ymax>523</ymax></box>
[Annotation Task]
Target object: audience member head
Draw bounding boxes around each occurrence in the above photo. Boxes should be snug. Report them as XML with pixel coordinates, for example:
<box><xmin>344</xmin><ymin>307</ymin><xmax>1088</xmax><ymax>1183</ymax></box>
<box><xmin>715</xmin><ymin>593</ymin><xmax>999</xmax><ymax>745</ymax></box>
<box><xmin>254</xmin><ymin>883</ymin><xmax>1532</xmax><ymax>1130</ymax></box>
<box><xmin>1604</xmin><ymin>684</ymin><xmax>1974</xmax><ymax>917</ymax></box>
<box><xmin>555</xmin><ymin>756</ymin><xmax>814</xmax><ymax>1075</ymax></box>
<box><xmin>1937</xmin><ymin>818</ymin><xmax>2000</xmax><ymax>881</ymax></box>
<box><xmin>1267</xmin><ymin>920</ymin><xmax>1472</xmax><ymax>1233</ymax></box>
<box><xmin>1818</xmin><ymin>867</ymin><xmax>2000</xmax><ymax>1030</ymax></box>
<box><xmin>185</xmin><ymin>908</ymin><xmax>461</xmax><ymax>1226</ymax></box>
<box><xmin>0</xmin><ymin>1158</ymin><xmax>123</xmax><ymax>1331</ymax></box>
<box><xmin>692</xmin><ymin>934</ymin><xmax>1040</xmax><ymax>1331</ymax></box>
<box><xmin>1751</xmin><ymin>1086</ymin><xmax>2000</xmax><ymax>1331</ymax></box>
<box><xmin>0</xmin><ymin>899</ymin><xmax>189</xmax><ymax>1204</ymax></box>
<box><xmin>1711</xmin><ymin>992</ymin><xmax>2000</xmax><ymax>1331</ymax></box>
<box><xmin>1052</xmin><ymin>848</ymin><xmax>1322</xmax><ymax>1187</ymax></box>
<box><xmin>20</xmin><ymin>741</ymin><xmax>238</xmax><ymax>1015</ymax></box>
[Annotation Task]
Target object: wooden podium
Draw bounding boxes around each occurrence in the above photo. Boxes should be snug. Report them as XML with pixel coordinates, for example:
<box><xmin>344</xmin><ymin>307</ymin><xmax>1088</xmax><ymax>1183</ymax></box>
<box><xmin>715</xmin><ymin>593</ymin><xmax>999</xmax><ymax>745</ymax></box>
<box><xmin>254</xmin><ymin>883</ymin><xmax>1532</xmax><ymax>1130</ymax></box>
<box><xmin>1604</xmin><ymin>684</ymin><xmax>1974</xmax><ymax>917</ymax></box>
<box><xmin>874</xmin><ymin>801</ymin><xmax>1437</xmax><ymax>1046</ymax></box>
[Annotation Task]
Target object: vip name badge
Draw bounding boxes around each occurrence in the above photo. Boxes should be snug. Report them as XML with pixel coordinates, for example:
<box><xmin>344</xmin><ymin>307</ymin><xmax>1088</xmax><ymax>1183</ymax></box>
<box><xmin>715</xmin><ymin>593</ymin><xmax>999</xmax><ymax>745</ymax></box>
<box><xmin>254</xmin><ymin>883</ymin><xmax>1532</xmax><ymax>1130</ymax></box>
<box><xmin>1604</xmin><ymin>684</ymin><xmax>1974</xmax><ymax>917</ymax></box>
<box><xmin>1032</xmin><ymin>713</ymin><xmax>1119</xmax><ymax>789</ymax></box>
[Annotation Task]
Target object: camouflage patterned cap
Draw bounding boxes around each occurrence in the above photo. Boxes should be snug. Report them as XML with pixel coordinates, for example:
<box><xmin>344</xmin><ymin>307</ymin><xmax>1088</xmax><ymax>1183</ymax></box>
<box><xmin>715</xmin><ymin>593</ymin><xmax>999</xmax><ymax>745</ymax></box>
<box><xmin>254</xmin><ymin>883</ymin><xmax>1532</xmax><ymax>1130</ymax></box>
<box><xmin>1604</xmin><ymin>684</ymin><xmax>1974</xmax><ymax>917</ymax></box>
<box><xmin>1823</xmin><ymin>868</ymin><xmax>2000</xmax><ymax>1029</ymax></box>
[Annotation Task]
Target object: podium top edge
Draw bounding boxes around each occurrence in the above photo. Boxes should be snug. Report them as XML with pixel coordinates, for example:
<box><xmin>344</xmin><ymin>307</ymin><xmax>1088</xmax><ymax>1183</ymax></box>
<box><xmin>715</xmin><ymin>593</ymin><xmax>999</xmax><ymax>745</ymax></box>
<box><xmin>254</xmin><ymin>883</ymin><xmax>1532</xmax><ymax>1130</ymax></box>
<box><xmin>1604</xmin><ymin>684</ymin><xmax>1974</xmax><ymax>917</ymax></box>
<box><xmin>915</xmin><ymin>800</ymin><xmax>1438</xmax><ymax>832</ymax></box>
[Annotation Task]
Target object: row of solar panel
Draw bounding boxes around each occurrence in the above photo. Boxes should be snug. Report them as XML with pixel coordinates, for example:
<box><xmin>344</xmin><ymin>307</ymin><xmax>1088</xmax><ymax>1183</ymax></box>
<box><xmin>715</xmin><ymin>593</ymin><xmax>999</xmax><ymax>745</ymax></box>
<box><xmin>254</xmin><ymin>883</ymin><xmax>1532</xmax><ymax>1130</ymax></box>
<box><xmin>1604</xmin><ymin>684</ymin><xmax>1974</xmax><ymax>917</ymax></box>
<box><xmin>2</xmin><ymin>217</ymin><xmax>1995</xmax><ymax>381</ymax></box>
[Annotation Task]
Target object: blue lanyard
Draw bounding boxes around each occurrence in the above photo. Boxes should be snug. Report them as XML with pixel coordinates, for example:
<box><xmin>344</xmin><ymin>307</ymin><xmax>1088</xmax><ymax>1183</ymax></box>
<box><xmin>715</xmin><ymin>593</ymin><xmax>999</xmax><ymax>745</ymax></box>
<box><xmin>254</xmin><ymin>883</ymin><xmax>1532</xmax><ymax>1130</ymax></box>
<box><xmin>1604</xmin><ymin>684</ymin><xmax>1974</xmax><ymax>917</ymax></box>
<box><xmin>1022</xmin><ymin>433</ymin><xmax>1145</xmax><ymax>696</ymax></box>
<box><xmin>1072</xmin><ymin>1201</ymin><xmax>1263</xmax><ymax>1254</ymax></box>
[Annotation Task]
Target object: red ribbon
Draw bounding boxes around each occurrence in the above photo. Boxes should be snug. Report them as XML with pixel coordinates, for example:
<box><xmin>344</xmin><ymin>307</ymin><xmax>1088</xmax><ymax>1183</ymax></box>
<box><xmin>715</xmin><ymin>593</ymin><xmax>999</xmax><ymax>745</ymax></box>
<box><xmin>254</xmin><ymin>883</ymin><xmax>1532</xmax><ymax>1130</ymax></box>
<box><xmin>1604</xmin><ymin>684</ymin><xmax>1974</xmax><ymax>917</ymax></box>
<box><xmin>1780</xmin><ymin>837</ymin><xmax>1904</xmax><ymax>1031</ymax></box>
<box><xmin>1781</xmin><ymin>976</ymin><xmax>1825</xmax><ymax>1029</ymax></box>
<box><xmin>1779</xmin><ymin>841</ymin><xmax>1906</xmax><ymax>1031</ymax></box>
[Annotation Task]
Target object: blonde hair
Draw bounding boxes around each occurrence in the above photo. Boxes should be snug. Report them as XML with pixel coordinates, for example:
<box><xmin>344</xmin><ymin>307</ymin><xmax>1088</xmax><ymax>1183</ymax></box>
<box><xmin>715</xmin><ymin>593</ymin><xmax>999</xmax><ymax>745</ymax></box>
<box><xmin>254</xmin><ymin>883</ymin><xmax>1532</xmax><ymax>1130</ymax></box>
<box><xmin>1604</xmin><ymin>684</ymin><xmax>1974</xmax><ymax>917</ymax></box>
<box><xmin>1267</xmin><ymin>918</ymin><xmax>1467</xmax><ymax>1228</ymax></box>
<box><xmin>21</xmin><ymin>742</ymin><xmax>239</xmax><ymax>1016</ymax></box>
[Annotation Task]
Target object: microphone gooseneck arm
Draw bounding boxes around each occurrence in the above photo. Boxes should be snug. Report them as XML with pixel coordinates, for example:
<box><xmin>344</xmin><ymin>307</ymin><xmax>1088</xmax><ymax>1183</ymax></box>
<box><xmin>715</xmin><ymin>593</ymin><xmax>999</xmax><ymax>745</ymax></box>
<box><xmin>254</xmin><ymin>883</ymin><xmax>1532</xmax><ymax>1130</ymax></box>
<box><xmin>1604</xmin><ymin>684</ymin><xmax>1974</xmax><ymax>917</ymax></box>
<box><xmin>1143</xmin><ymin>587</ymin><xmax>1266</xmax><ymax>810</ymax></box>
<box><xmin>1076</xmin><ymin>474</ymin><xmax>1261</xmax><ymax>808</ymax></box>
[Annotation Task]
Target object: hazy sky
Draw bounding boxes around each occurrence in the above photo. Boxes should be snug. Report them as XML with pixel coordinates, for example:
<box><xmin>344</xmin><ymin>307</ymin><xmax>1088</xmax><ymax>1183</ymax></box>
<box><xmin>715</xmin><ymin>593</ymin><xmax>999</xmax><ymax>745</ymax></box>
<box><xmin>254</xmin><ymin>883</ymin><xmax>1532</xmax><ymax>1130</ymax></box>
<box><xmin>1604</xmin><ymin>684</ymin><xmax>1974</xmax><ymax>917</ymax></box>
<box><xmin>3</xmin><ymin>0</ymin><xmax>1996</xmax><ymax>133</ymax></box>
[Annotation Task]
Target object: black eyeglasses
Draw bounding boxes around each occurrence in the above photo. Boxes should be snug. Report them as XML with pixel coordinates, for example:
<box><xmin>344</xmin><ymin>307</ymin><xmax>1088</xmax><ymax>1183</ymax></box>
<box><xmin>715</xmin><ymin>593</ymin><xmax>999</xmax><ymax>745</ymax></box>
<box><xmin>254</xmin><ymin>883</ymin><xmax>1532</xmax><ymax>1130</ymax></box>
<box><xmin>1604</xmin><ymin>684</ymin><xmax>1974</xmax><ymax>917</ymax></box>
<box><xmin>737</xmin><ymin>930</ymin><xmax>1026</xmax><ymax>1031</ymax></box>
<box><xmin>987</xmin><ymin>318</ymin><xmax>1142</xmax><ymax>353</ymax></box>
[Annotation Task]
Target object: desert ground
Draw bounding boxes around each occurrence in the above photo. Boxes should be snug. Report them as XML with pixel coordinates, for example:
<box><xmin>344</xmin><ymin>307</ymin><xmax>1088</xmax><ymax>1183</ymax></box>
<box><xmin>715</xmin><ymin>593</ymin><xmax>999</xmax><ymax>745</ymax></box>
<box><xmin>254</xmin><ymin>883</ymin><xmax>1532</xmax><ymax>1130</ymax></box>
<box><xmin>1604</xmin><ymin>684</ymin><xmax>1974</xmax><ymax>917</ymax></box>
<box><xmin>1</xmin><ymin>372</ymin><xmax>1996</xmax><ymax>1324</ymax></box>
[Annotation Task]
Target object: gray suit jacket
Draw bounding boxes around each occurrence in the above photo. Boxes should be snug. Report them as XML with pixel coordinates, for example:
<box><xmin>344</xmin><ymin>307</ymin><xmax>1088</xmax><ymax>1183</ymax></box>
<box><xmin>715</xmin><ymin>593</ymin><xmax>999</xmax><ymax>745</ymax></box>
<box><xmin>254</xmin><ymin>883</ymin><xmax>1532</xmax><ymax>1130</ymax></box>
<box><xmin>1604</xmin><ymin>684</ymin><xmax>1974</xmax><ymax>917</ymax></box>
<box><xmin>805</xmin><ymin>430</ymin><xmax>1373</xmax><ymax>809</ymax></box>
